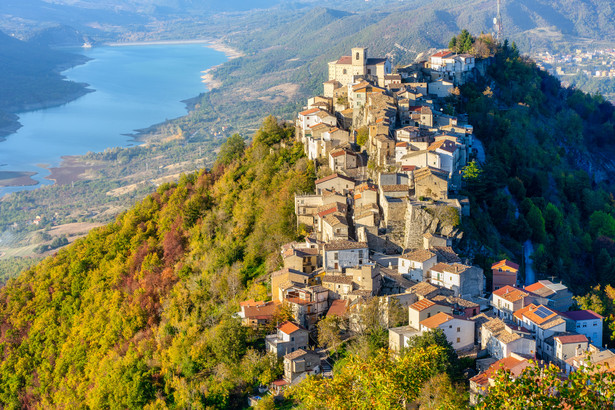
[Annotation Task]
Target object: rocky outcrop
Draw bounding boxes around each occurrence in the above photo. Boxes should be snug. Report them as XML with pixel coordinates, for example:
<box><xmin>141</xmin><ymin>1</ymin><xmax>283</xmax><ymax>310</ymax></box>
<box><xmin>403</xmin><ymin>201</ymin><xmax>462</xmax><ymax>250</ymax></box>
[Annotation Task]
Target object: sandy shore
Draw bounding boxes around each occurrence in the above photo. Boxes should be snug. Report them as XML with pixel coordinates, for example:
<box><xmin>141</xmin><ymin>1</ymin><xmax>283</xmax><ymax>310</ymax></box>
<box><xmin>106</xmin><ymin>38</ymin><xmax>244</xmax><ymax>59</ymax></box>
<box><xmin>44</xmin><ymin>156</ymin><xmax>94</xmax><ymax>185</ymax></box>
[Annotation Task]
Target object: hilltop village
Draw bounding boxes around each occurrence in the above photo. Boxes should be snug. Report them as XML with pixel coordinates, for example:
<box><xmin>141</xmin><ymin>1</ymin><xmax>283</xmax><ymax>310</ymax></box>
<box><xmin>239</xmin><ymin>48</ymin><xmax>612</xmax><ymax>404</ymax></box>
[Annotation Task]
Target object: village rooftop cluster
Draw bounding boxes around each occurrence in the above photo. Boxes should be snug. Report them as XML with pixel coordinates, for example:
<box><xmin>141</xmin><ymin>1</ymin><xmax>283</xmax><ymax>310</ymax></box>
<box><xmin>238</xmin><ymin>47</ymin><xmax>612</xmax><ymax>405</ymax></box>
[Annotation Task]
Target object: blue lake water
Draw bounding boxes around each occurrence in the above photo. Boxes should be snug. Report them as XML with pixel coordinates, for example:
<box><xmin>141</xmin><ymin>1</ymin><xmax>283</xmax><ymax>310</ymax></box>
<box><xmin>0</xmin><ymin>43</ymin><xmax>227</xmax><ymax>196</ymax></box>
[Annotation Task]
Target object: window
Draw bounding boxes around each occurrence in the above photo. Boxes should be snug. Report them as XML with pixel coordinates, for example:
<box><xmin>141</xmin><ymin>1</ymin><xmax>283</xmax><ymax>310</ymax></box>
<box><xmin>457</xmin><ymin>327</ymin><xmax>460</xmax><ymax>332</ymax></box>
<box><xmin>359</xmin><ymin>250</ymin><xmax>364</xmax><ymax>259</ymax></box>
<box><xmin>367</xmin><ymin>69</ymin><xmax>371</xmax><ymax>75</ymax></box>
<box><xmin>583</xmin><ymin>323</ymin><xmax>587</xmax><ymax>328</ymax></box>
<box><xmin>333</xmin><ymin>252</ymin><xmax>339</xmax><ymax>260</ymax></box>
<box><xmin>456</xmin><ymin>338</ymin><xmax>460</xmax><ymax>343</ymax></box>
<box><xmin>356</xmin><ymin>52</ymin><xmax>360</xmax><ymax>60</ymax></box>
<box><xmin>343</xmin><ymin>69</ymin><xmax>347</xmax><ymax>75</ymax></box>
<box><xmin>291</xmin><ymin>337</ymin><xmax>294</xmax><ymax>342</ymax></box>
<box><xmin>427</xmin><ymin>312</ymin><xmax>431</xmax><ymax>318</ymax></box>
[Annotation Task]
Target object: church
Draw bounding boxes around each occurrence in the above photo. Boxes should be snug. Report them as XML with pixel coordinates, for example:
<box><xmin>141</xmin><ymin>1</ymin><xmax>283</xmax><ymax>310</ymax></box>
<box><xmin>327</xmin><ymin>47</ymin><xmax>392</xmax><ymax>88</ymax></box>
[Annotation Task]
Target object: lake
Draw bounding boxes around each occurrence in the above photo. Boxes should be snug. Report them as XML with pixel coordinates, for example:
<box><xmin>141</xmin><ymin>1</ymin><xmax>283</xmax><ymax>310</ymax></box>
<box><xmin>0</xmin><ymin>42</ymin><xmax>227</xmax><ymax>196</ymax></box>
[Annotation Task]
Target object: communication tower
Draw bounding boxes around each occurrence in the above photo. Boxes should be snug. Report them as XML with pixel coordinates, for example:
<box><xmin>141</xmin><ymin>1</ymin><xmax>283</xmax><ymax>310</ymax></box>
<box><xmin>493</xmin><ymin>0</ymin><xmax>503</xmax><ymax>41</ymax></box>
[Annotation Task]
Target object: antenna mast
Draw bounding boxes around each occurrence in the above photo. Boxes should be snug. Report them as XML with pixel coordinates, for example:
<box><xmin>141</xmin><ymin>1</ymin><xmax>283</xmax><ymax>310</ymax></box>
<box><xmin>493</xmin><ymin>0</ymin><xmax>503</xmax><ymax>41</ymax></box>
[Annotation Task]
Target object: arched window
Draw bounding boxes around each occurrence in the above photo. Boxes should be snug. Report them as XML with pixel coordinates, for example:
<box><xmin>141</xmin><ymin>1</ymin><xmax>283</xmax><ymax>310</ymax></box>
<box><xmin>356</xmin><ymin>52</ymin><xmax>360</xmax><ymax>60</ymax></box>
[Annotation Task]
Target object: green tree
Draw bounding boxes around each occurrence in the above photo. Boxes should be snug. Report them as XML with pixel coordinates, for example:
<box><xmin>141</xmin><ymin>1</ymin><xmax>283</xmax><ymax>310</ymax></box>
<box><xmin>476</xmin><ymin>360</ymin><xmax>615</xmax><ymax>408</ymax></box>
<box><xmin>526</xmin><ymin>204</ymin><xmax>546</xmax><ymax>243</ymax></box>
<box><xmin>356</xmin><ymin>126</ymin><xmax>369</xmax><ymax>147</ymax></box>
<box><xmin>216</xmin><ymin>133</ymin><xmax>246</xmax><ymax>166</ymax></box>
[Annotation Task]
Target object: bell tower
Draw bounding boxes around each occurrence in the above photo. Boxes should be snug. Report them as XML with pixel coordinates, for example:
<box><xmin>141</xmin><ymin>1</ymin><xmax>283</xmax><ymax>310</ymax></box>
<box><xmin>352</xmin><ymin>47</ymin><xmax>367</xmax><ymax>76</ymax></box>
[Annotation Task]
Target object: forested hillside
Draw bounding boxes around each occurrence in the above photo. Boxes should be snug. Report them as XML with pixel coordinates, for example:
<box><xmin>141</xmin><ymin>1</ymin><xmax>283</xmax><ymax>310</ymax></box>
<box><xmin>452</xmin><ymin>41</ymin><xmax>615</xmax><ymax>332</ymax></box>
<box><xmin>0</xmin><ymin>117</ymin><xmax>314</xmax><ymax>407</ymax></box>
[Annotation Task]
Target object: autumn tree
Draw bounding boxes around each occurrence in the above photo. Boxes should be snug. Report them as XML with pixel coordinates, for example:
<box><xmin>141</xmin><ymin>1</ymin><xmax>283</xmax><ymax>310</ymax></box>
<box><xmin>476</xmin><ymin>360</ymin><xmax>615</xmax><ymax>408</ymax></box>
<box><xmin>289</xmin><ymin>346</ymin><xmax>450</xmax><ymax>409</ymax></box>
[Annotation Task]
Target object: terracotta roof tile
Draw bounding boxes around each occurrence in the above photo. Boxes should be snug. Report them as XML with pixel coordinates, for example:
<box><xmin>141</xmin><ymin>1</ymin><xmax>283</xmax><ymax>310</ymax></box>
<box><xmin>299</xmin><ymin>108</ymin><xmax>320</xmax><ymax>116</ymax></box>
<box><xmin>493</xmin><ymin>286</ymin><xmax>528</xmax><ymax>303</ymax></box>
<box><xmin>324</xmin><ymin>240</ymin><xmax>368</xmax><ymax>251</ymax></box>
<box><xmin>492</xmin><ymin>259</ymin><xmax>520</xmax><ymax>271</ymax></box>
<box><xmin>555</xmin><ymin>334</ymin><xmax>588</xmax><ymax>344</ymax></box>
<box><xmin>315</xmin><ymin>173</ymin><xmax>355</xmax><ymax>185</ymax></box>
<box><xmin>410</xmin><ymin>298</ymin><xmax>436</xmax><ymax>311</ymax></box>
<box><xmin>420</xmin><ymin>311</ymin><xmax>453</xmax><ymax>329</ymax></box>
<box><xmin>278</xmin><ymin>321</ymin><xmax>304</xmax><ymax>335</ymax></box>
<box><xmin>327</xmin><ymin>299</ymin><xmax>348</xmax><ymax>317</ymax></box>
<box><xmin>401</xmin><ymin>249</ymin><xmax>436</xmax><ymax>263</ymax></box>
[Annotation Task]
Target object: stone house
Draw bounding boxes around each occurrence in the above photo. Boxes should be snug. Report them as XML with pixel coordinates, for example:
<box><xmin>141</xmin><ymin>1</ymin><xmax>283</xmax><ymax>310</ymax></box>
<box><xmin>284</xmin><ymin>349</ymin><xmax>321</xmax><ymax>384</ymax></box>
<box><xmin>238</xmin><ymin>300</ymin><xmax>280</xmax><ymax>328</ymax></box>
<box><xmin>429</xmin><ymin>262</ymin><xmax>485</xmax><ymax>299</ymax></box>
<box><xmin>398</xmin><ymin>249</ymin><xmax>437</xmax><ymax>282</ymax></box>
<box><xmin>283</xmin><ymin>247</ymin><xmax>320</xmax><ymax>274</ymax></box>
<box><xmin>389</xmin><ymin>325</ymin><xmax>423</xmax><ymax>353</ymax></box>
<box><xmin>480</xmin><ymin>317</ymin><xmax>536</xmax><ymax>360</ymax></box>
<box><xmin>329</xmin><ymin>147</ymin><xmax>358</xmax><ymax>172</ymax></box>
<box><xmin>428</xmin><ymin>79</ymin><xmax>454</xmax><ymax>98</ymax></box>
<box><xmin>354</xmin><ymin>183</ymin><xmax>379</xmax><ymax>207</ymax></box>
<box><xmin>428</xmin><ymin>139</ymin><xmax>461</xmax><ymax>176</ymax></box>
<box><xmin>266</xmin><ymin>321</ymin><xmax>310</xmax><ymax>357</ymax></box>
<box><xmin>431</xmin><ymin>295</ymin><xmax>480</xmax><ymax>319</ymax></box>
<box><xmin>491</xmin><ymin>285</ymin><xmax>531</xmax><ymax>322</ymax></box>
<box><xmin>271</xmin><ymin>268</ymin><xmax>312</xmax><ymax>302</ymax></box>
<box><xmin>414</xmin><ymin>167</ymin><xmax>449</xmax><ymax>200</ymax></box>
<box><xmin>491</xmin><ymin>259</ymin><xmax>519</xmax><ymax>291</ymax></box>
<box><xmin>282</xmin><ymin>285</ymin><xmax>329</xmax><ymax>329</ymax></box>
<box><xmin>315</xmin><ymin>173</ymin><xmax>355</xmax><ymax>195</ymax></box>
<box><xmin>322</xmin><ymin>240</ymin><xmax>369</xmax><ymax>271</ymax></box>
<box><xmin>524</xmin><ymin>280</ymin><xmax>573</xmax><ymax>312</ymax></box>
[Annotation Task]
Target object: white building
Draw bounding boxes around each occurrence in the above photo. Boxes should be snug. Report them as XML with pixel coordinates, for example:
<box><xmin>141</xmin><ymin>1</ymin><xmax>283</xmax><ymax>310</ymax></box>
<box><xmin>419</xmin><ymin>312</ymin><xmax>475</xmax><ymax>351</ymax></box>
<box><xmin>561</xmin><ymin>310</ymin><xmax>604</xmax><ymax>346</ymax></box>
<box><xmin>323</xmin><ymin>240</ymin><xmax>369</xmax><ymax>271</ymax></box>
<box><xmin>398</xmin><ymin>249</ymin><xmax>437</xmax><ymax>282</ymax></box>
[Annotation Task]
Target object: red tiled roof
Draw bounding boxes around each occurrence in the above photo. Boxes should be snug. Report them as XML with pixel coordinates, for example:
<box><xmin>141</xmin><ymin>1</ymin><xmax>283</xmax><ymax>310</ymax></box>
<box><xmin>492</xmin><ymin>259</ymin><xmax>520</xmax><ymax>270</ymax></box>
<box><xmin>337</xmin><ymin>56</ymin><xmax>352</xmax><ymax>65</ymax></box>
<box><xmin>327</xmin><ymin>299</ymin><xmax>348</xmax><ymax>317</ymax></box>
<box><xmin>410</xmin><ymin>298</ymin><xmax>436</xmax><ymax>312</ymax></box>
<box><xmin>420</xmin><ymin>311</ymin><xmax>453</xmax><ymax>329</ymax></box>
<box><xmin>278</xmin><ymin>321</ymin><xmax>304</xmax><ymax>335</ymax></box>
<box><xmin>299</xmin><ymin>108</ymin><xmax>320</xmax><ymax>116</ymax></box>
<box><xmin>524</xmin><ymin>282</ymin><xmax>546</xmax><ymax>292</ymax></box>
<box><xmin>401</xmin><ymin>165</ymin><xmax>417</xmax><ymax>171</ymax></box>
<box><xmin>563</xmin><ymin>310</ymin><xmax>603</xmax><ymax>321</ymax></box>
<box><xmin>493</xmin><ymin>286</ymin><xmax>528</xmax><ymax>303</ymax></box>
<box><xmin>243</xmin><ymin>301</ymin><xmax>280</xmax><ymax>319</ymax></box>
<box><xmin>470</xmin><ymin>357</ymin><xmax>526</xmax><ymax>386</ymax></box>
<box><xmin>432</xmin><ymin>50</ymin><xmax>453</xmax><ymax>58</ymax></box>
<box><xmin>272</xmin><ymin>380</ymin><xmax>288</xmax><ymax>387</ymax></box>
<box><xmin>396</xmin><ymin>141</ymin><xmax>408</xmax><ymax>147</ymax></box>
<box><xmin>555</xmin><ymin>334</ymin><xmax>588</xmax><ymax>344</ymax></box>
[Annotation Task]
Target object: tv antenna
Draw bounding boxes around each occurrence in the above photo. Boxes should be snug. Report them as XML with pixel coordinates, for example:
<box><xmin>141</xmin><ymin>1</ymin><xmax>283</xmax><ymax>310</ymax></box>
<box><xmin>493</xmin><ymin>0</ymin><xmax>503</xmax><ymax>41</ymax></box>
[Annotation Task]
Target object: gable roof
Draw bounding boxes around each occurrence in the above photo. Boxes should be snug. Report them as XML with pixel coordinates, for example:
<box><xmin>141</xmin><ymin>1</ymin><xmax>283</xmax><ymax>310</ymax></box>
<box><xmin>278</xmin><ymin>321</ymin><xmax>304</xmax><ymax>335</ymax></box>
<box><xmin>327</xmin><ymin>299</ymin><xmax>348</xmax><ymax>317</ymax></box>
<box><xmin>555</xmin><ymin>334</ymin><xmax>588</xmax><ymax>344</ymax></box>
<box><xmin>470</xmin><ymin>357</ymin><xmax>528</xmax><ymax>386</ymax></box>
<box><xmin>562</xmin><ymin>310</ymin><xmax>604</xmax><ymax>321</ymax></box>
<box><xmin>315</xmin><ymin>173</ymin><xmax>355</xmax><ymax>186</ymax></box>
<box><xmin>492</xmin><ymin>259</ymin><xmax>520</xmax><ymax>271</ymax></box>
<box><xmin>284</xmin><ymin>348</ymin><xmax>318</xmax><ymax>361</ymax></box>
<box><xmin>420</xmin><ymin>312</ymin><xmax>459</xmax><ymax>329</ymax></box>
<box><xmin>336</xmin><ymin>56</ymin><xmax>352</xmax><ymax>65</ymax></box>
<box><xmin>410</xmin><ymin>298</ymin><xmax>436</xmax><ymax>312</ymax></box>
<box><xmin>299</xmin><ymin>108</ymin><xmax>320</xmax><ymax>116</ymax></box>
<box><xmin>324</xmin><ymin>240</ymin><xmax>368</xmax><ymax>251</ymax></box>
<box><xmin>432</xmin><ymin>50</ymin><xmax>453</xmax><ymax>58</ymax></box>
<box><xmin>401</xmin><ymin>249</ymin><xmax>436</xmax><ymax>263</ymax></box>
<box><xmin>242</xmin><ymin>300</ymin><xmax>280</xmax><ymax>320</ymax></box>
<box><xmin>322</xmin><ymin>275</ymin><xmax>354</xmax><ymax>285</ymax></box>
<box><xmin>493</xmin><ymin>286</ymin><xmax>528</xmax><ymax>303</ymax></box>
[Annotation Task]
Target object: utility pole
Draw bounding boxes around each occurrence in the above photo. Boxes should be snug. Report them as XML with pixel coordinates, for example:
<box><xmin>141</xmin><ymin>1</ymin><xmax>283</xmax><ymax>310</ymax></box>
<box><xmin>494</xmin><ymin>0</ymin><xmax>503</xmax><ymax>41</ymax></box>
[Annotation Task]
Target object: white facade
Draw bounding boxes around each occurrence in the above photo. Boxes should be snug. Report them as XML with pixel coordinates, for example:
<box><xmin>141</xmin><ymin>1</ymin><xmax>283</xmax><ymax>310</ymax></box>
<box><xmin>323</xmin><ymin>242</ymin><xmax>369</xmax><ymax>271</ymax></box>
<box><xmin>398</xmin><ymin>254</ymin><xmax>437</xmax><ymax>282</ymax></box>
